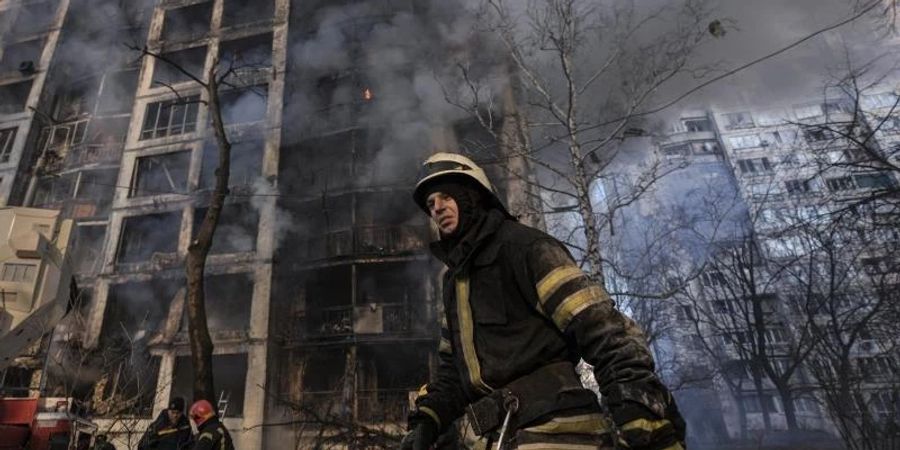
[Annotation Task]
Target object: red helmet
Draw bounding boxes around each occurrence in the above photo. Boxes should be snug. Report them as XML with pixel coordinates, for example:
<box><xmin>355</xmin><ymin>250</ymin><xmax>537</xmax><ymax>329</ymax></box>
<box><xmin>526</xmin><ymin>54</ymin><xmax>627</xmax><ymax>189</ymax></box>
<box><xmin>189</xmin><ymin>400</ymin><xmax>216</xmax><ymax>426</ymax></box>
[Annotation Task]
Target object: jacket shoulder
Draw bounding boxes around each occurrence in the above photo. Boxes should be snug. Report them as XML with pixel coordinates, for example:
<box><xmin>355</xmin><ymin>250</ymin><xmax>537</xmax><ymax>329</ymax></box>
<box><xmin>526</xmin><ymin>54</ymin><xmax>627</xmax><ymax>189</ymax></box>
<box><xmin>496</xmin><ymin>220</ymin><xmax>557</xmax><ymax>247</ymax></box>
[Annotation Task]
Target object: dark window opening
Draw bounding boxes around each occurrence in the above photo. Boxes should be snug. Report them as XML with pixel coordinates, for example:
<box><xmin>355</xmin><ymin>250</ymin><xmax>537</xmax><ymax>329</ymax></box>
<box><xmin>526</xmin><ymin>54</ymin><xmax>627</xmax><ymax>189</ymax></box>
<box><xmin>152</xmin><ymin>46</ymin><xmax>206</xmax><ymax>86</ymax></box>
<box><xmin>96</xmin><ymin>69</ymin><xmax>138</xmax><ymax>114</ymax></box>
<box><xmin>140</xmin><ymin>95</ymin><xmax>199</xmax><ymax>140</ymax></box>
<box><xmin>10</xmin><ymin>1</ymin><xmax>59</xmax><ymax>36</ymax></box>
<box><xmin>219</xmin><ymin>33</ymin><xmax>272</xmax><ymax>68</ymax></box>
<box><xmin>355</xmin><ymin>191</ymin><xmax>427</xmax><ymax>254</ymax></box>
<box><xmin>283</xmin><ymin>195</ymin><xmax>353</xmax><ymax>261</ymax></box>
<box><xmin>101</xmin><ymin>279</ymin><xmax>180</xmax><ymax>347</ymax></box>
<box><xmin>302</xmin><ymin>350</ymin><xmax>345</xmax><ymax>392</ymax></box>
<box><xmin>0</xmin><ymin>366</ymin><xmax>35</xmax><ymax>397</ymax></box>
<box><xmin>826</xmin><ymin>176</ymin><xmax>855</xmax><ymax>192</ymax></box>
<box><xmin>33</xmin><ymin>173</ymin><xmax>74</xmax><ymax>207</ymax></box>
<box><xmin>0</xmin><ymin>127</ymin><xmax>16</xmax><ymax>163</ymax></box>
<box><xmin>160</xmin><ymin>2</ymin><xmax>212</xmax><ymax>43</ymax></box>
<box><xmin>71</xmin><ymin>168</ymin><xmax>117</xmax><ymax>218</ymax></box>
<box><xmin>785</xmin><ymin>179</ymin><xmax>812</xmax><ymax>195</ymax></box>
<box><xmin>193</xmin><ymin>203</ymin><xmax>259</xmax><ymax>254</ymax></box>
<box><xmin>220</xmin><ymin>85</ymin><xmax>267</xmax><ymax>125</ymax></box>
<box><xmin>692</xmin><ymin>141</ymin><xmax>720</xmax><ymax>155</ymax></box>
<box><xmin>203</xmin><ymin>273</ymin><xmax>252</xmax><ymax>330</ymax></box>
<box><xmin>356</xmin><ymin>262</ymin><xmax>427</xmax><ymax>334</ymax></box>
<box><xmin>662</xmin><ymin>143</ymin><xmax>690</xmax><ymax>158</ymax></box>
<box><xmin>854</xmin><ymin>173</ymin><xmax>896</xmax><ymax>189</ymax></box>
<box><xmin>222</xmin><ymin>0</ymin><xmax>274</xmax><ymax>28</ymax></box>
<box><xmin>357</xmin><ymin>345</ymin><xmax>428</xmax><ymax>422</ymax></box>
<box><xmin>73</xmin><ymin>117</ymin><xmax>129</xmax><ymax>165</ymax></box>
<box><xmin>171</xmin><ymin>354</ymin><xmax>246</xmax><ymax>417</ymax></box>
<box><xmin>683</xmin><ymin>118</ymin><xmax>712</xmax><ymax>132</ymax></box>
<box><xmin>306</xmin><ymin>266</ymin><xmax>353</xmax><ymax>337</ymax></box>
<box><xmin>71</xmin><ymin>224</ymin><xmax>106</xmax><ymax>274</ymax></box>
<box><xmin>0</xmin><ymin>81</ymin><xmax>33</xmax><ymax>114</ymax></box>
<box><xmin>0</xmin><ymin>38</ymin><xmax>44</xmax><ymax>73</ymax></box>
<box><xmin>803</xmin><ymin>127</ymin><xmax>836</xmax><ymax>143</ymax></box>
<box><xmin>116</xmin><ymin>211</ymin><xmax>181</xmax><ymax>264</ymax></box>
<box><xmin>199</xmin><ymin>140</ymin><xmax>263</xmax><ymax>189</ymax></box>
<box><xmin>52</xmin><ymin>77</ymin><xmax>98</xmax><ymax>120</ymax></box>
<box><xmin>130</xmin><ymin>151</ymin><xmax>190</xmax><ymax>197</ymax></box>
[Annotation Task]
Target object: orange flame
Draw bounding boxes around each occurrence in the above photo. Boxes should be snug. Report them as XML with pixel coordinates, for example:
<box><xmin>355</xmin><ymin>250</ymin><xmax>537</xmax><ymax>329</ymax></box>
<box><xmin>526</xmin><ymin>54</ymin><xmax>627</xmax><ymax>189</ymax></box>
<box><xmin>363</xmin><ymin>88</ymin><xmax>373</xmax><ymax>101</ymax></box>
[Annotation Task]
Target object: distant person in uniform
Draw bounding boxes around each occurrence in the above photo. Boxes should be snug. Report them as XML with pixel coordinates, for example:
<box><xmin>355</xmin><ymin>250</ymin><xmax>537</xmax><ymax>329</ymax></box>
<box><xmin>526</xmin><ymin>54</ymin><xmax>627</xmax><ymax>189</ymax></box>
<box><xmin>138</xmin><ymin>397</ymin><xmax>193</xmax><ymax>450</ymax></box>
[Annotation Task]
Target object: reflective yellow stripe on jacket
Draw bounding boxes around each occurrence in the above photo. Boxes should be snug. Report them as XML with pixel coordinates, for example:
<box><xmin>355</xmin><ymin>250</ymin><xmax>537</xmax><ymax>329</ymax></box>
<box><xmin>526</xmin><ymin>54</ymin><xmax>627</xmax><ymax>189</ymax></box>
<box><xmin>455</xmin><ymin>276</ymin><xmax>492</xmax><ymax>394</ymax></box>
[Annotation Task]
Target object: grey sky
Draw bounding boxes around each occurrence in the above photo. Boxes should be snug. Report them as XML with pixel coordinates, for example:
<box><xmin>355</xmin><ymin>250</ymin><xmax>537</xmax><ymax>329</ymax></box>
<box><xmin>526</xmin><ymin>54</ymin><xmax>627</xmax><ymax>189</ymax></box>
<box><xmin>671</xmin><ymin>0</ymin><xmax>895</xmax><ymax>111</ymax></box>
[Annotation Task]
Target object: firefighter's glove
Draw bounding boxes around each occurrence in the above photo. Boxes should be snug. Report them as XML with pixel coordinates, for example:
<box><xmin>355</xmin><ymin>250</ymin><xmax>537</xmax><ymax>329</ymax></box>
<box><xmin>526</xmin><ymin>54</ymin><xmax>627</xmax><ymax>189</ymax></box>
<box><xmin>399</xmin><ymin>414</ymin><xmax>439</xmax><ymax>450</ymax></box>
<box><xmin>610</xmin><ymin>388</ymin><xmax>686</xmax><ymax>450</ymax></box>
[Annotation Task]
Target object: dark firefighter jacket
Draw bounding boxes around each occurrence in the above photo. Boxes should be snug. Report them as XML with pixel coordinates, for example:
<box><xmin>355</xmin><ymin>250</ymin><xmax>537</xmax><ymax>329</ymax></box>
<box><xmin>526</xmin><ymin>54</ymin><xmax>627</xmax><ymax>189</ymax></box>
<box><xmin>415</xmin><ymin>208</ymin><xmax>680</xmax><ymax>435</ymax></box>
<box><xmin>138</xmin><ymin>412</ymin><xmax>193</xmax><ymax>450</ymax></box>
<box><xmin>192</xmin><ymin>418</ymin><xmax>235</xmax><ymax>450</ymax></box>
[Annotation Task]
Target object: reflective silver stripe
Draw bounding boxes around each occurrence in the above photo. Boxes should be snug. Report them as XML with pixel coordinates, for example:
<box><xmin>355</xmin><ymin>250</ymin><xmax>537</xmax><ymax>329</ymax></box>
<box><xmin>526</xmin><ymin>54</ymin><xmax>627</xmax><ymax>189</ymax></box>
<box><xmin>455</xmin><ymin>276</ymin><xmax>492</xmax><ymax>394</ymax></box>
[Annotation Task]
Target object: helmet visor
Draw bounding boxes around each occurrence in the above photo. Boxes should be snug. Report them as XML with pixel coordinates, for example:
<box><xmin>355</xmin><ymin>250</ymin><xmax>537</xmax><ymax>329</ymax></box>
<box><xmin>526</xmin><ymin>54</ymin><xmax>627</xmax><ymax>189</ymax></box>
<box><xmin>419</xmin><ymin>160</ymin><xmax>474</xmax><ymax>180</ymax></box>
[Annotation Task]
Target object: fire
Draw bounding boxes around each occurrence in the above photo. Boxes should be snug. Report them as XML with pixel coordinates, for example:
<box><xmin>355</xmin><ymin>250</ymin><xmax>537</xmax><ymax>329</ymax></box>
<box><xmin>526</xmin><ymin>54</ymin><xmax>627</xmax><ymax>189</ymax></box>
<box><xmin>363</xmin><ymin>88</ymin><xmax>373</xmax><ymax>101</ymax></box>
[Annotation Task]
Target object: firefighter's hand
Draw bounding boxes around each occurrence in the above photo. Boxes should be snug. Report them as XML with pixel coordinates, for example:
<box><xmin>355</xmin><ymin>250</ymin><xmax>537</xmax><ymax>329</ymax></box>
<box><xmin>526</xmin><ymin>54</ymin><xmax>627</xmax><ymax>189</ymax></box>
<box><xmin>399</xmin><ymin>416</ymin><xmax>439</xmax><ymax>450</ymax></box>
<box><xmin>614</xmin><ymin>400</ymin><xmax>686</xmax><ymax>450</ymax></box>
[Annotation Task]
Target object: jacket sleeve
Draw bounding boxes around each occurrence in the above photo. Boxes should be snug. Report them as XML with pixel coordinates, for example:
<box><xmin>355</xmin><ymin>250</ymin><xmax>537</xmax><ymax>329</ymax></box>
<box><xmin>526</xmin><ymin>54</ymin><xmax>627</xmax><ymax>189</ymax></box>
<box><xmin>522</xmin><ymin>238</ymin><xmax>677</xmax><ymax>422</ymax></box>
<box><xmin>412</xmin><ymin>308</ymin><xmax>468</xmax><ymax>433</ymax></box>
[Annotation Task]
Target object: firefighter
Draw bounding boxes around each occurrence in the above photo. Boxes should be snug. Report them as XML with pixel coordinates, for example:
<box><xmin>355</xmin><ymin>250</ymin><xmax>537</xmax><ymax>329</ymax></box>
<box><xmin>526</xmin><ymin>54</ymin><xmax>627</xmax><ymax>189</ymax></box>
<box><xmin>400</xmin><ymin>152</ymin><xmax>686</xmax><ymax>450</ymax></box>
<box><xmin>189</xmin><ymin>400</ymin><xmax>235</xmax><ymax>450</ymax></box>
<box><xmin>138</xmin><ymin>397</ymin><xmax>193</xmax><ymax>450</ymax></box>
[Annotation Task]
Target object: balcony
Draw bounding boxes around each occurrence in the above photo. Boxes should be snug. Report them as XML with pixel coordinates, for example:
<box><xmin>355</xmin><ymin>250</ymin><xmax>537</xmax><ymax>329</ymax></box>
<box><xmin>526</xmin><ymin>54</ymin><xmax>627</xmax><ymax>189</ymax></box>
<box><xmin>294</xmin><ymin>225</ymin><xmax>428</xmax><ymax>261</ymax></box>
<box><xmin>284</xmin><ymin>302</ymin><xmax>417</xmax><ymax>342</ymax></box>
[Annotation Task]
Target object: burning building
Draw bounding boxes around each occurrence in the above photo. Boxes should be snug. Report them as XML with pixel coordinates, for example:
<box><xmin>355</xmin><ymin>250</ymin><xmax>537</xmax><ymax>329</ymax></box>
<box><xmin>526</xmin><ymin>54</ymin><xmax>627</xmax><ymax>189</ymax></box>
<box><xmin>0</xmin><ymin>0</ymin><xmax>537</xmax><ymax>447</ymax></box>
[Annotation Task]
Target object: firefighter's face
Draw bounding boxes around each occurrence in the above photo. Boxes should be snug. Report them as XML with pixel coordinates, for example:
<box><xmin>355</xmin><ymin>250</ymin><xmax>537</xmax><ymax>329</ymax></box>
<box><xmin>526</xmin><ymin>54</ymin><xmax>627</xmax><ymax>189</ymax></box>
<box><xmin>427</xmin><ymin>192</ymin><xmax>459</xmax><ymax>235</ymax></box>
<box><xmin>167</xmin><ymin>409</ymin><xmax>182</xmax><ymax>423</ymax></box>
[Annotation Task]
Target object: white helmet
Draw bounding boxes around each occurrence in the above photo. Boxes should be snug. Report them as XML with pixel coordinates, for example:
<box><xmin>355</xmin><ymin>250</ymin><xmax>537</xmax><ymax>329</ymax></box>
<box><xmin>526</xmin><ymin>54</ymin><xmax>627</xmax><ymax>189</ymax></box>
<box><xmin>412</xmin><ymin>152</ymin><xmax>512</xmax><ymax>217</ymax></box>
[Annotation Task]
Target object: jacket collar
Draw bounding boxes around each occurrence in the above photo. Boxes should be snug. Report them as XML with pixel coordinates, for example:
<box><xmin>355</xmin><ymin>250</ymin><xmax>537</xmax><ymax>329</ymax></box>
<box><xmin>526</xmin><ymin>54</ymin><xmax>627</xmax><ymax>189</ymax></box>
<box><xmin>429</xmin><ymin>208</ymin><xmax>506</xmax><ymax>272</ymax></box>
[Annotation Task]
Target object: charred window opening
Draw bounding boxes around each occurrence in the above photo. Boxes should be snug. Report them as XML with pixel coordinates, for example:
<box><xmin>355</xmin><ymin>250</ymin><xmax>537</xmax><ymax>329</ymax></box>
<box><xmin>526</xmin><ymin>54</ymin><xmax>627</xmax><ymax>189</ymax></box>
<box><xmin>222</xmin><ymin>0</ymin><xmax>274</xmax><ymax>28</ymax></box>
<box><xmin>305</xmin><ymin>266</ymin><xmax>352</xmax><ymax>338</ymax></box>
<box><xmin>219</xmin><ymin>33</ymin><xmax>272</xmax><ymax>69</ymax></box>
<box><xmin>283</xmin><ymin>130</ymin><xmax>363</xmax><ymax>194</ymax></box>
<box><xmin>10</xmin><ymin>1</ymin><xmax>59</xmax><ymax>37</ymax></box>
<box><xmin>0</xmin><ymin>38</ymin><xmax>44</xmax><ymax>74</ymax></box>
<box><xmin>284</xmin><ymin>195</ymin><xmax>352</xmax><ymax>261</ymax></box>
<box><xmin>153</xmin><ymin>46</ymin><xmax>206</xmax><ymax>86</ymax></box>
<box><xmin>0</xmin><ymin>366</ymin><xmax>36</xmax><ymax>397</ymax></box>
<box><xmin>102</xmin><ymin>279</ymin><xmax>180</xmax><ymax>346</ymax></box>
<box><xmin>357</xmin><ymin>345</ymin><xmax>428</xmax><ymax>422</ymax></box>
<box><xmin>302</xmin><ymin>350</ymin><xmax>345</xmax><ymax>393</ymax></box>
<box><xmin>220</xmin><ymin>85</ymin><xmax>267</xmax><ymax>125</ymax></box>
<box><xmin>33</xmin><ymin>173</ymin><xmax>75</xmax><ymax>207</ymax></box>
<box><xmin>116</xmin><ymin>211</ymin><xmax>181</xmax><ymax>264</ymax></box>
<box><xmin>160</xmin><ymin>2</ymin><xmax>212</xmax><ymax>43</ymax></box>
<box><xmin>356</xmin><ymin>262</ymin><xmax>427</xmax><ymax>334</ymax></box>
<box><xmin>71</xmin><ymin>168</ymin><xmax>117</xmax><ymax>218</ymax></box>
<box><xmin>0</xmin><ymin>81</ymin><xmax>33</xmax><ymax>114</ymax></box>
<box><xmin>97</xmin><ymin>69</ymin><xmax>138</xmax><ymax>114</ymax></box>
<box><xmin>171</xmin><ymin>354</ymin><xmax>247</xmax><ymax>417</ymax></box>
<box><xmin>0</xmin><ymin>127</ymin><xmax>16</xmax><ymax>163</ymax></box>
<box><xmin>52</xmin><ymin>77</ymin><xmax>98</xmax><ymax>120</ymax></box>
<box><xmin>199</xmin><ymin>139</ymin><xmax>263</xmax><ymax>189</ymax></box>
<box><xmin>74</xmin><ymin>117</ymin><xmax>129</xmax><ymax>165</ymax></box>
<box><xmin>93</xmin><ymin>354</ymin><xmax>161</xmax><ymax>418</ymax></box>
<box><xmin>193</xmin><ymin>203</ymin><xmax>259</xmax><ymax>254</ymax></box>
<box><xmin>140</xmin><ymin>95</ymin><xmax>199</xmax><ymax>140</ymax></box>
<box><xmin>130</xmin><ymin>150</ymin><xmax>190</xmax><ymax>197</ymax></box>
<box><xmin>175</xmin><ymin>272</ymin><xmax>253</xmax><ymax>337</ymax></box>
<box><xmin>355</xmin><ymin>191</ymin><xmax>426</xmax><ymax>254</ymax></box>
<box><xmin>71</xmin><ymin>223</ymin><xmax>106</xmax><ymax>274</ymax></box>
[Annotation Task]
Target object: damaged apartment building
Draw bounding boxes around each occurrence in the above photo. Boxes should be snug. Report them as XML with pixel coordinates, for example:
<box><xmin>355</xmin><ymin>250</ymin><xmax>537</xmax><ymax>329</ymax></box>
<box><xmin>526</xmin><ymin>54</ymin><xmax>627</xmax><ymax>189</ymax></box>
<box><xmin>0</xmin><ymin>0</ymin><xmax>536</xmax><ymax>447</ymax></box>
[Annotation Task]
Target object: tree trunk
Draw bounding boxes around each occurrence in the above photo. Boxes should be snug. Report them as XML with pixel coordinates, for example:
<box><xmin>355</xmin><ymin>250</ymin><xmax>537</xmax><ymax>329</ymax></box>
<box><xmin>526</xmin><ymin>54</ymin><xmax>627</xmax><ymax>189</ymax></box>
<box><xmin>775</xmin><ymin>384</ymin><xmax>798</xmax><ymax>430</ymax></box>
<box><xmin>185</xmin><ymin>60</ymin><xmax>231</xmax><ymax>402</ymax></box>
